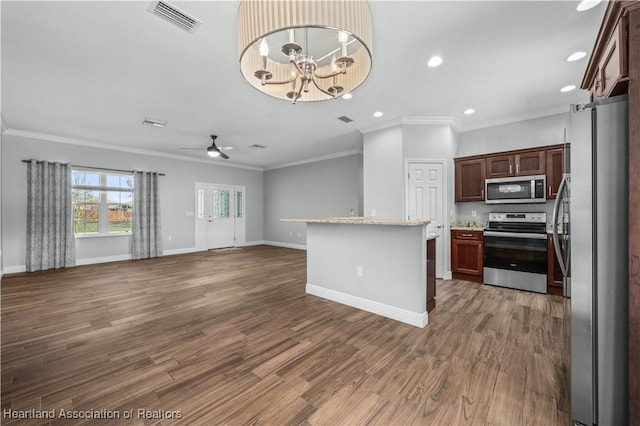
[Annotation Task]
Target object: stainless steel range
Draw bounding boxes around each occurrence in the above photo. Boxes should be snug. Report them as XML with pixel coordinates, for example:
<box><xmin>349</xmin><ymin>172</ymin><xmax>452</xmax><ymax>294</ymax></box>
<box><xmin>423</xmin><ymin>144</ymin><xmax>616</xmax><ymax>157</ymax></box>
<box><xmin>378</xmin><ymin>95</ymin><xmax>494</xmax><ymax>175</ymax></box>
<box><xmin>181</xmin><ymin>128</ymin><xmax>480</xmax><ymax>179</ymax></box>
<box><xmin>483</xmin><ymin>212</ymin><xmax>547</xmax><ymax>293</ymax></box>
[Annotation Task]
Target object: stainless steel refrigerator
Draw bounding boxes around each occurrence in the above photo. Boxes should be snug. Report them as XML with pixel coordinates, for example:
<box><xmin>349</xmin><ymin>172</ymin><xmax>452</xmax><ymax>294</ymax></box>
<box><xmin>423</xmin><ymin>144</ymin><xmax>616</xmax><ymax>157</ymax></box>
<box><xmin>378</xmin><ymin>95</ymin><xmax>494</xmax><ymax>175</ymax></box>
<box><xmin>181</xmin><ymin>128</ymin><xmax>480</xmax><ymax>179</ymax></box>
<box><xmin>553</xmin><ymin>94</ymin><xmax>628</xmax><ymax>425</ymax></box>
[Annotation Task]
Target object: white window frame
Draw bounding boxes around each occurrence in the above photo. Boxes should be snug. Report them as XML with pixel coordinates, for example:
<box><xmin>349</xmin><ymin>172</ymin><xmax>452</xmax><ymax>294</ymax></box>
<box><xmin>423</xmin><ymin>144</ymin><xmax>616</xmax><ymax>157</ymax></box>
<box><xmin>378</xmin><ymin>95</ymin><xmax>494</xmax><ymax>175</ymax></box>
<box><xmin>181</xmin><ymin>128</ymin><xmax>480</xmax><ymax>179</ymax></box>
<box><xmin>71</xmin><ymin>169</ymin><xmax>134</xmax><ymax>237</ymax></box>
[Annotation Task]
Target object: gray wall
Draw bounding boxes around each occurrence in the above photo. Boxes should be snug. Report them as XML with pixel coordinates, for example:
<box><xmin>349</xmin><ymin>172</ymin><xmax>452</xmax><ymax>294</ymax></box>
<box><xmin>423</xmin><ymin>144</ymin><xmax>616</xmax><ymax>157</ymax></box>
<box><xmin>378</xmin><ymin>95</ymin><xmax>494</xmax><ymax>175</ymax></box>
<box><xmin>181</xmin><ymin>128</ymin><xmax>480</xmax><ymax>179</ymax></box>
<box><xmin>458</xmin><ymin>112</ymin><xmax>568</xmax><ymax>157</ymax></box>
<box><xmin>2</xmin><ymin>133</ymin><xmax>264</xmax><ymax>269</ymax></box>
<box><xmin>263</xmin><ymin>154</ymin><xmax>363</xmax><ymax>246</ymax></box>
<box><xmin>363</xmin><ymin>126</ymin><xmax>404</xmax><ymax>219</ymax></box>
<box><xmin>456</xmin><ymin>112</ymin><xmax>568</xmax><ymax>223</ymax></box>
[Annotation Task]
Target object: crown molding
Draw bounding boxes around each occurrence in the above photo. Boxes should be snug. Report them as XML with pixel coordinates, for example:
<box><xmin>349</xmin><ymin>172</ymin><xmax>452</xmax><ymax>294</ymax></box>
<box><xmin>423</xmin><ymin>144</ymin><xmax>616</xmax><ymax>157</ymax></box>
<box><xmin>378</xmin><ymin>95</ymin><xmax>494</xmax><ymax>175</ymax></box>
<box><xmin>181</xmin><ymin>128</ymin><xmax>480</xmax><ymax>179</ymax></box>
<box><xmin>358</xmin><ymin>116</ymin><xmax>460</xmax><ymax>134</ymax></box>
<box><xmin>1</xmin><ymin>128</ymin><xmax>264</xmax><ymax>172</ymax></box>
<box><xmin>265</xmin><ymin>149</ymin><xmax>362</xmax><ymax>171</ymax></box>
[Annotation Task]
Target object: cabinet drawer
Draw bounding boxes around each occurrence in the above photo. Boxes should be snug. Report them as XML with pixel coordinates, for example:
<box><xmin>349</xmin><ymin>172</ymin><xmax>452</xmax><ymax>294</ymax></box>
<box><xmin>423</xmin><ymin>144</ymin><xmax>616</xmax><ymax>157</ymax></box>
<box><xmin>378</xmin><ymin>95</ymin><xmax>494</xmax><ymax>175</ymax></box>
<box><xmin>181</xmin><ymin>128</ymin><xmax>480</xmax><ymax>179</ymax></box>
<box><xmin>452</xmin><ymin>230</ymin><xmax>483</xmax><ymax>240</ymax></box>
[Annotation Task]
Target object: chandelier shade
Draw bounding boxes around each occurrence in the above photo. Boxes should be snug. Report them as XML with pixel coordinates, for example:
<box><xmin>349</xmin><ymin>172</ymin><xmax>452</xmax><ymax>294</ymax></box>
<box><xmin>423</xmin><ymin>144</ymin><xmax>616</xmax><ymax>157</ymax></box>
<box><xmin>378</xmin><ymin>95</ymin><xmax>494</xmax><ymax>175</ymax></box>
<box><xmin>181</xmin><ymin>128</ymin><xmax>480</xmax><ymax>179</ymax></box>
<box><xmin>238</xmin><ymin>0</ymin><xmax>373</xmax><ymax>103</ymax></box>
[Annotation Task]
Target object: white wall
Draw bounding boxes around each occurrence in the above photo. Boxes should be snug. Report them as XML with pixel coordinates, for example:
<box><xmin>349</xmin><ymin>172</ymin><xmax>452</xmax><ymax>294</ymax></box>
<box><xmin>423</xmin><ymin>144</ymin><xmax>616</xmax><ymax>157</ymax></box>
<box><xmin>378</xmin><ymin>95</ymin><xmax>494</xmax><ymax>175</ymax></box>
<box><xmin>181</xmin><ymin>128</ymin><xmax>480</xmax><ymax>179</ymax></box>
<box><xmin>2</xmin><ymin>133</ymin><xmax>264</xmax><ymax>271</ymax></box>
<box><xmin>363</xmin><ymin>126</ymin><xmax>404</xmax><ymax>219</ymax></box>
<box><xmin>263</xmin><ymin>154</ymin><xmax>363</xmax><ymax>247</ymax></box>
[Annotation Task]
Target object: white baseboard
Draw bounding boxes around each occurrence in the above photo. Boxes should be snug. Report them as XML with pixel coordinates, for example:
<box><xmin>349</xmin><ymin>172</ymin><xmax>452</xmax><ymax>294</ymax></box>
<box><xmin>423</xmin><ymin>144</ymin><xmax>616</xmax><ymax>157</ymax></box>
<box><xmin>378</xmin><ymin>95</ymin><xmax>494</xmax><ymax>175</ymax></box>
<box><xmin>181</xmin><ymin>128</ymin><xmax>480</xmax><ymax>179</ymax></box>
<box><xmin>163</xmin><ymin>247</ymin><xmax>199</xmax><ymax>256</ymax></box>
<box><xmin>242</xmin><ymin>240</ymin><xmax>266</xmax><ymax>247</ymax></box>
<box><xmin>76</xmin><ymin>254</ymin><xmax>131</xmax><ymax>266</ymax></box>
<box><xmin>263</xmin><ymin>240</ymin><xmax>307</xmax><ymax>250</ymax></box>
<box><xmin>3</xmin><ymin>247</ymin><xmax>203</xmax><ymax>275</ymax></box>
<box><xmin>306</xmin><ymin>283</ymin><xmax>428</xmax><ymax>328</ymax></box>
<box><xmin>4</xmin><ymin>265</ymin><xmax>26</xmax><ymax>274</ymax></box>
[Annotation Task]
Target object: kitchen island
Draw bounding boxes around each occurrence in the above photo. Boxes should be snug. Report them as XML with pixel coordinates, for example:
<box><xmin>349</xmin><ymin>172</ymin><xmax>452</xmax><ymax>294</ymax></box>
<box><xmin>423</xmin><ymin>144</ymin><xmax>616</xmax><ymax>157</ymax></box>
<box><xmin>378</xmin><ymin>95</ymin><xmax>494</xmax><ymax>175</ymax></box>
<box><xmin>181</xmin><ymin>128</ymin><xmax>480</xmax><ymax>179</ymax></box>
<box><xmin>281</xmin><ymin>217</ymin><xmax>436</xmax><ymax>327</ymax></box>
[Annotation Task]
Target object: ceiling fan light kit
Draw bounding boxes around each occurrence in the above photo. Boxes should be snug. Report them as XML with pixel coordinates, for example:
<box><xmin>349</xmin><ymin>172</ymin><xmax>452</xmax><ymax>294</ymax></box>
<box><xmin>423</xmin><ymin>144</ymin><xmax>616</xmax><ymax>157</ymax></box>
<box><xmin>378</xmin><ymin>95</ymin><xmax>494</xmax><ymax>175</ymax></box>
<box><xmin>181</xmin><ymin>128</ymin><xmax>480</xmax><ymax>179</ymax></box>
<box><xmin>237</xmin><ymin>0</ymin><xmax>372</xmax><ymax>104</ymax></box>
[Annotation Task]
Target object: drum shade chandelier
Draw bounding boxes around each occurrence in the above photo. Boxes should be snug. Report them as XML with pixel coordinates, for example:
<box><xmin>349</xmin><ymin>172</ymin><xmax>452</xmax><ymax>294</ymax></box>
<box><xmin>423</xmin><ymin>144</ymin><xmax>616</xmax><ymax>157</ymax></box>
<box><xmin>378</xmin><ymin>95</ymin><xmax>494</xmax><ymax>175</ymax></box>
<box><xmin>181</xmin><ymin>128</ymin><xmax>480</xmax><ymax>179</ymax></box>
<box><xmin>238</xmin><ymin>0</ymin><xmax>373</xmax><ymax>103</ymax></box>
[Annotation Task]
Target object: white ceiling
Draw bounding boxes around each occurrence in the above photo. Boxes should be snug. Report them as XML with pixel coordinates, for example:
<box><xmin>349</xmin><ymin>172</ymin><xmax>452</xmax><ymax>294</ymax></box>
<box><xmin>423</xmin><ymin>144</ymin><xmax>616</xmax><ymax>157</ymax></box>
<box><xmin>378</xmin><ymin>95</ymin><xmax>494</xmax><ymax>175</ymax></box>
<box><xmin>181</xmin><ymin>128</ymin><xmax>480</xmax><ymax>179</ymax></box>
<box><xmin>1</xmin><ymin>1</ymin><xmax>605</xmax><ymax>170</ymax></box>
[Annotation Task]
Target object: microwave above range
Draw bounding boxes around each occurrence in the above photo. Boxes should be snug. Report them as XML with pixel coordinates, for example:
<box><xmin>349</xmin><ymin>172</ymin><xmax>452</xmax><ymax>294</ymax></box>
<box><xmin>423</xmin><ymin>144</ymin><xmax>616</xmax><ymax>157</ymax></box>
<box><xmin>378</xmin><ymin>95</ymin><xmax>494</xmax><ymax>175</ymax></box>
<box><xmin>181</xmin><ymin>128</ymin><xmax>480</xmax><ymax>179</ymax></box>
<box><xmin>485</xmin><ymin>175</ymin><xmax>546</xmax><ymax>204</ymax></box>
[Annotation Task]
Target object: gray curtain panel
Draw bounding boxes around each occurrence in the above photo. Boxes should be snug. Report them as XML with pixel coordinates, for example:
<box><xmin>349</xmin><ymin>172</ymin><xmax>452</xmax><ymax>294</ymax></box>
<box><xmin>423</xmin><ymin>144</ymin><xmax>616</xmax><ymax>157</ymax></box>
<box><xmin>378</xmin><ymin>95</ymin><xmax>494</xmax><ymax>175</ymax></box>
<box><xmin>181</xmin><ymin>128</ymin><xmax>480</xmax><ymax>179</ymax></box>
<box><xmin>26</xmin><ymin>160</ymin><xmax>76</xmax><ymax>272</ymax></box>
<box><xmin>131</xmin><ymin>171</ymin><xmax>163</xmax><ymax>259</ymax></box>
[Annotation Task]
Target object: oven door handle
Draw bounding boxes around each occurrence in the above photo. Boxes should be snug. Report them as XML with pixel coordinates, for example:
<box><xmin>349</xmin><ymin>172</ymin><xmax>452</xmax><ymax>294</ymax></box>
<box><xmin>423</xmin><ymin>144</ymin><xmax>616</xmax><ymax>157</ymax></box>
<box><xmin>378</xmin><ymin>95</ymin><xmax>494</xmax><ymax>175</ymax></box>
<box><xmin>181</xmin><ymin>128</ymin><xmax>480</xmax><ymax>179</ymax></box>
<box><xmin>483</xmin><ymin>231</ymin><xmax>547</xmax><ymax>240</ymax></box>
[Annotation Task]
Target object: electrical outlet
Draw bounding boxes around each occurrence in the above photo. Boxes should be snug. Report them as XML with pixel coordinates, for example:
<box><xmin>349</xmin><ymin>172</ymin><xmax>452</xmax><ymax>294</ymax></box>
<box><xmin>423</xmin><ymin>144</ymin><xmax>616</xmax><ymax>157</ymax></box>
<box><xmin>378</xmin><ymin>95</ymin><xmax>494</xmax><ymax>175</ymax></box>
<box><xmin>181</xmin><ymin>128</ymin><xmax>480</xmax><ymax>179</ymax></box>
<box><xmin>289</xmin><ymin>232</ymin><xmax>293</xmax><ymax>236</ymax></box>
<box><xmin>297</xmin><ymin>232</ymin><xmax>301</xmax><ymax>237</ymax></box>
<box><xmin>167</xmin><ymin>236</ymin><xmax>172</xmax><ymax>241</ymax></box>
<box><xmin>472</xmin><ymin>210</ymin><xmax>477</xmax><ymax>217</ymax></box>
<box><xmin>356</xmin><ymin>266</ymin><xmax>363</xmax><ymax>277</ymax></box>
<box><xmin>370</xmin><ymin>210</ymin><xmax>376</xmax><ymax>217</ymax></box>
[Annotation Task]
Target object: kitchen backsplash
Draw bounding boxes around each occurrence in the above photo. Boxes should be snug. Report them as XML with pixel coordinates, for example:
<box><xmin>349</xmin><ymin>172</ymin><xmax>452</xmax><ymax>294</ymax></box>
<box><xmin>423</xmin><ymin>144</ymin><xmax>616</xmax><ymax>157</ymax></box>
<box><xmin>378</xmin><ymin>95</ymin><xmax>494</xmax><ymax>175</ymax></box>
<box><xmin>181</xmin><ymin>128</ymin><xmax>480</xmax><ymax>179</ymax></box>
<box><xmin>453</xmin><ymin>200</ymin><xmax>565</xmax><ymax>232</ymax></box>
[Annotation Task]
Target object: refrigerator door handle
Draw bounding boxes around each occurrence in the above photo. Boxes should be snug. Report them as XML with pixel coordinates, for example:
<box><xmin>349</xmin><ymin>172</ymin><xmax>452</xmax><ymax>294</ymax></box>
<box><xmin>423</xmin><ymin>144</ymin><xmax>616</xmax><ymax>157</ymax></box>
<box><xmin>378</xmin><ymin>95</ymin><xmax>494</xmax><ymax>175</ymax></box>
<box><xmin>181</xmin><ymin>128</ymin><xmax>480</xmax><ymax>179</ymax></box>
<box><xmin>552</xmin><ymin>174</ymin><xmax>569</xmax><ymax>276</ymax></box>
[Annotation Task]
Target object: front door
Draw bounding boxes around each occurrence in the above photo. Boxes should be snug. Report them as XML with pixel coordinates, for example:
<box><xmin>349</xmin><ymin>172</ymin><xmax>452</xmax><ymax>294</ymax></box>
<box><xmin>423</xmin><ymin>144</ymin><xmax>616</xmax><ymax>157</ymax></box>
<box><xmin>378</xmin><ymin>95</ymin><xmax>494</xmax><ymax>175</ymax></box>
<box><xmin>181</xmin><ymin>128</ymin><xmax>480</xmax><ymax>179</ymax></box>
<box><xmin>208</xmin><ymin>186</ymin><xmax>235</xmax><ymax>249</ymax></box>
<box><xmin>408</xmin><ymin>161</ymin><xmax>445</xmax><ymax>278</ymax></box>
<box><xmin>195</xmin><ymin>183</ymin><xmax>245</xmax><ymax>251</ymax></box>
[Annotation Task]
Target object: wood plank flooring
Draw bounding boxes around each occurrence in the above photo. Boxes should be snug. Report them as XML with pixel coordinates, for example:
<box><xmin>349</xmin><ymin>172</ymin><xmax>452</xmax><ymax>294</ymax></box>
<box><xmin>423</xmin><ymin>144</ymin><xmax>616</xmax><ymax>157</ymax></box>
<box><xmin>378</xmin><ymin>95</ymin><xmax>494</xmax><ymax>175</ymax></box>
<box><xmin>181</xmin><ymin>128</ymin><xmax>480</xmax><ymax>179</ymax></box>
<box><xmin>1</xmin><ymin>246</ymin><xmax>570</xmax><ymax>425</ymax></box>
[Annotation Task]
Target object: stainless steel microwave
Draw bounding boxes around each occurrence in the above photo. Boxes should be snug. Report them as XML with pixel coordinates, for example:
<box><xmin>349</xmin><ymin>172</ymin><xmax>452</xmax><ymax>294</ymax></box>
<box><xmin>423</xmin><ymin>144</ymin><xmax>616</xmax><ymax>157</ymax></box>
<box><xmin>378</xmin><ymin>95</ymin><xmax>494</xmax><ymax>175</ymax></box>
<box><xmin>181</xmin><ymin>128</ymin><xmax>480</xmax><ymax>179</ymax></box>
<box><xmin>485</xmin><ymin>174</ymin><xmax>546</xmax><ymax>204</ymax></box>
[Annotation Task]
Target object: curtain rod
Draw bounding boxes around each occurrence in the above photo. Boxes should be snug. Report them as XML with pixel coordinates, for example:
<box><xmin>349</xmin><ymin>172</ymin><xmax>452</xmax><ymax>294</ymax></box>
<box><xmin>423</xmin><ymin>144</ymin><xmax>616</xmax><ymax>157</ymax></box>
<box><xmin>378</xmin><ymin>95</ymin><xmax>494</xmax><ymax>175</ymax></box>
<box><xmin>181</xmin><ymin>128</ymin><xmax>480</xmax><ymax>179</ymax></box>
<box><xmin>21</xmin><ymin>160</ymin><xmax>165</xmax><ymax>176</ymax></box>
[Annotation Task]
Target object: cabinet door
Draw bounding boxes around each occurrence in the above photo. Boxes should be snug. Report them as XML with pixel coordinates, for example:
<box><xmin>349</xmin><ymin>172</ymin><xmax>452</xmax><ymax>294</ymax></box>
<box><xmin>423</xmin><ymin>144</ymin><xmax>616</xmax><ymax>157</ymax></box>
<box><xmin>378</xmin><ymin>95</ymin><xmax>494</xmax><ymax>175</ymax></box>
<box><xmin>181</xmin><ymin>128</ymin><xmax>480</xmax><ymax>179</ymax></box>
<box><xmin>451</xmin><ymin>239</ymin><xmax>483</xmax><ymax>276</ymax></box>
<box><xmin>515</xmin><ymin>151</ymin><xmax>546</xmax><ymax>176</ymax></box>
<box><xmin>455</xmin><ymin>158</ymin><xmax>486</xmax><ymax>202</ymax></box>
<box><xmin>546</xmin><ymin>148</ymin><xmax>564</xmax><ymax>199</ymax></box>
<box><xmin>547</xmin><ymin>235</ymin><xmax>564</xmax><ymax>295</ymax></box>
<box><xmin>486</xmin><ymin>155</ymin><xmax>514</xmax><ymax>178</ymax></box>
<box><xmin>599</xmin><ymin>18</ymin><xmax>628</xmax><ymax>98</ymax></box>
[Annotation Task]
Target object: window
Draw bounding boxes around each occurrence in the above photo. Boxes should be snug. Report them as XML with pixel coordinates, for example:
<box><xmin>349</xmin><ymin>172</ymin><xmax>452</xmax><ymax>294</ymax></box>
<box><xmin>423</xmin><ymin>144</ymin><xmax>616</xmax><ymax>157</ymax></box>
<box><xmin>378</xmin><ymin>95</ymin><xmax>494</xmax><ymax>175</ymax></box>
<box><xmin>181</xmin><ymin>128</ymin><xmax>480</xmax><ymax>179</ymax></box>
<box><xmin>236</xmin><ymin>191</ymin><xmax>243</xmax><ymax>218</ymax></box>
<box><xmin>213</xmin><ymin>189</ymin><xmax>230</xmax><ymax>219</ymax></box>
<box><xmin>72</xmin><ymin>170</ymin><xmax>133</xmax><ymax>236</ymax></box>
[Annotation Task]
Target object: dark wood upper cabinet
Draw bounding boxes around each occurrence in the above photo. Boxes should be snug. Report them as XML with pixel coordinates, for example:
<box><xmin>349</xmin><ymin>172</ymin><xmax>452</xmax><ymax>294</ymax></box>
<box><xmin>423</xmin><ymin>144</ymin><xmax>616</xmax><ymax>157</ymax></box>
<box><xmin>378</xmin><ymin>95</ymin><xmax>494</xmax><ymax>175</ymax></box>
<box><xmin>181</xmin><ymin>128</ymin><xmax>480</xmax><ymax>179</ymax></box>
<box><xmin>486</xmin><ymin>155</ymin><xmax>514</xmax><ymax>178</ymax></box>
<box><xmin>486</xmin><ymin>151</ymin><xmax>545</xmax><ymax>179</ymax></box>
<box><xmin>454</xmin><ymin>158</ymin><xmax>486</xmax><ymax>202</ymax></box>
<box><xmin>455</xmin><ymin>144</ymin><xmax>563</xmax><ymax>202</ymax></box>
<box><xmin>515</xmin><ymin>151</ymin><xmax>545</xmax><ymax>176</ymax></box>
<box><xmin>583</xmin><ymin>7</ymin><xmax>629</xmax><ymax>99</ymax></box>
<box><xmin>546</xmin><ymin>147</ymin><xmax>564</xmax><ymax>199</ymax></box>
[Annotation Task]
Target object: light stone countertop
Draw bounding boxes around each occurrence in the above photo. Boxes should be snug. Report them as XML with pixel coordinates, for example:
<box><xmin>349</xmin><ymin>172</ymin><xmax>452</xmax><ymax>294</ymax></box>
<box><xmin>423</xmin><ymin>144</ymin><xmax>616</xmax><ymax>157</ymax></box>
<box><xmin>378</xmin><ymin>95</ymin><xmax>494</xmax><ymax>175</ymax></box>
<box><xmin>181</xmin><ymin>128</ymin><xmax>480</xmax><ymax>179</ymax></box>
<box><xmin>450</xmin><ymin>226</ymin><xmax>486</xmax><ymax>231</ymax></box>
<box><xmin>280</xmin><ymin>217</ymin><xmax>430</xmax><ymax>226</ymax></box>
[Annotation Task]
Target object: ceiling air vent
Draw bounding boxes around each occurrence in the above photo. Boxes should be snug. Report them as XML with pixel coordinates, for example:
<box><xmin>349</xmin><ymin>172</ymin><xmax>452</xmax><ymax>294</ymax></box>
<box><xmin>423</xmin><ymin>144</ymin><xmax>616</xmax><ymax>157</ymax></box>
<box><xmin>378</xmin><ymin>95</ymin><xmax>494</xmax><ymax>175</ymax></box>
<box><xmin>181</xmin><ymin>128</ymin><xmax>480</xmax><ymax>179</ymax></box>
<box><xmin>337</xmin><ymin>116</ymin><xmax>353</xmax><ymax>123</ymax></box>
<box><xmin>148</xmin><ymin>1</ymin><xmax>202</xmax><ymax>34</ymax></box>
<box><xmin>249</xmin><ymin>144</ymin><xmax>267</xmax><ymax>149</ymax></box>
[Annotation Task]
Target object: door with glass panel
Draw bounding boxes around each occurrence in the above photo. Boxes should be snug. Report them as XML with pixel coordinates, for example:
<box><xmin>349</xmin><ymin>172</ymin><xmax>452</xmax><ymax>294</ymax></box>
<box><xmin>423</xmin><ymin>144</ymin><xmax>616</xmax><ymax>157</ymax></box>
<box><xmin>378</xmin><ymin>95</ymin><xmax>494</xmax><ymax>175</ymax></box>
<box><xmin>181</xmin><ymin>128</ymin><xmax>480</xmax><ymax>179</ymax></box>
<box><xmin>207</xmin><ymin>186</ymin><xmax>235</xmax><ymax>249</ymax></box>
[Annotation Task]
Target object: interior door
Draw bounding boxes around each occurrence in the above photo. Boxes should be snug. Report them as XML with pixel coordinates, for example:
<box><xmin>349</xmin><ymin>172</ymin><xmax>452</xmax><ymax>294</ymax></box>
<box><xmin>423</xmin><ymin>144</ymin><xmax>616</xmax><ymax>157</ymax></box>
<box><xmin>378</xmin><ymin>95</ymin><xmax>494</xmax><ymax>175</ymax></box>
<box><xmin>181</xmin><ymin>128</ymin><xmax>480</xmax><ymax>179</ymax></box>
<box><xmin>408</xmin><ymin>161</ymin><xmax>444</xmax><ymax>278</ymax></box>
<box><xmin>207</xmin><ymin>186</ymin><xmax>235</xmax><ymax>249</ymax></box>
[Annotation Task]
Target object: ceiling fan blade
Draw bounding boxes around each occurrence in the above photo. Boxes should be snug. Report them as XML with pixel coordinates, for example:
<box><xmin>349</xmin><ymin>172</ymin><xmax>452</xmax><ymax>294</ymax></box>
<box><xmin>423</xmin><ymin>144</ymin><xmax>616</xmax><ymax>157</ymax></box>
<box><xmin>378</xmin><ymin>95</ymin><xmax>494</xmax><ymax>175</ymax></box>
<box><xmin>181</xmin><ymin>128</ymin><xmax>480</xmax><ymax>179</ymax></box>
<box><xmin>219</xmin><ymin>152</ymin><xmax>230</xmax><ymax>160</ymax></box>
<box><xmin>180</xmin><ymin>147</ymin><xmax>203</xmax><ymax>150</ymax></box>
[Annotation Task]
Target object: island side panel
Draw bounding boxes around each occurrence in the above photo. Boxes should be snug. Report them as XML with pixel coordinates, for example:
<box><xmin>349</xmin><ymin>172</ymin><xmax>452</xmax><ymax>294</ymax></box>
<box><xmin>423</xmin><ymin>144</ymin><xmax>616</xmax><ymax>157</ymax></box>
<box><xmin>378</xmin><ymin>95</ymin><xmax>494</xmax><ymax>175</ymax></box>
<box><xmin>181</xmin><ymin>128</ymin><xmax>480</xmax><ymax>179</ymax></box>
<box><xmin>306</xmin><ymin>223</ymin><xmax>427</xmax><ymax>325</ymax></box>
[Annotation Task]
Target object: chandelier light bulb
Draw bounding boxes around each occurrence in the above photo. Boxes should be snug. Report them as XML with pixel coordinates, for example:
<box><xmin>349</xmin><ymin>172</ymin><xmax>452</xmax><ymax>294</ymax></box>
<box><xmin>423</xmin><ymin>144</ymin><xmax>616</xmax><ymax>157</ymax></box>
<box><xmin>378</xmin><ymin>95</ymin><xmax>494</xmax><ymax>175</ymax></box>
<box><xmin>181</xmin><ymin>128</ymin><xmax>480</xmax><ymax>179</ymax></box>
<box><xmin>259</xmin><ymin>39</ymin><xmax>269</xmax><ymax>57</ymax></box>
<box><xmin>338</xmin><ymin>31</ymin><xmax>348</xmax><ymax>44</ymax></box>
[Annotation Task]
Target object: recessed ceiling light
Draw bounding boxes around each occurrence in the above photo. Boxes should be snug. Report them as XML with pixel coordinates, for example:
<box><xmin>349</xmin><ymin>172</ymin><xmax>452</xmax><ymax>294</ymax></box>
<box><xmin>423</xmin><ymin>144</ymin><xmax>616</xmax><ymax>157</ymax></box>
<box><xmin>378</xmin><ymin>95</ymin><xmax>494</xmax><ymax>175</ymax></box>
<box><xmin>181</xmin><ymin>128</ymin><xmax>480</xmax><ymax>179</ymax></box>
<box><xmin>342</xmin><ymin>93</ymin><xmax>353</xmax><ymax>100</ymax></box>
<box><xmin>427</xmin><ymin>56</ymin><xmax>443</xmax><ymax>67</ymax></box>
<box><xmin>464</xmin><ymin>109</ymin><xmax>475</xmax><ymax>115</ymax></box>
<box><xmin>373</xmin><ymin>111</ymin><xmax>384</xmax><ymax>118</ymax></box>
<box><xmin>561</xmin><ymin>85</ymin><xmax>577</xmax><ymax>92</ymax></box>
<box><xmin>566</xmin><ymin>51</ymin><xmax>587</xmax><ymax>62</ymax></box>
<box><xmin>142</xmin><ymin>118</ymin><xmax>166</xmax><ymax>128</ymax></box>
<box><xmin>576</xmin><ymin>0</ymin><xmax>602</xmax><ymax>11</ymax></box>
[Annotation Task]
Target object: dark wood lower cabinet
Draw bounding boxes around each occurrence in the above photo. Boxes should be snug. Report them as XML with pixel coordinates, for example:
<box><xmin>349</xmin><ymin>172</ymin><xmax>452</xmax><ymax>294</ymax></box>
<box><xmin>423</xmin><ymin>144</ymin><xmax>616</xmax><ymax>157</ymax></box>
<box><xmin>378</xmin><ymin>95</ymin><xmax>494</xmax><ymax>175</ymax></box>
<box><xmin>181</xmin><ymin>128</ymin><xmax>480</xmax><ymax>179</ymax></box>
<box><xmin>451</xmin><ymin>230</ymin><xmax>483</xmax><ymax>283</ymax></box>
<box><xmin>426</xmin><ymin>238</ymin><xmax>436</xmax><ymax>312</ymax></box>
<box><xmin>547</xmin><ymin>235</ymin><xmax>564</xmax><ymax>296</ymax></box>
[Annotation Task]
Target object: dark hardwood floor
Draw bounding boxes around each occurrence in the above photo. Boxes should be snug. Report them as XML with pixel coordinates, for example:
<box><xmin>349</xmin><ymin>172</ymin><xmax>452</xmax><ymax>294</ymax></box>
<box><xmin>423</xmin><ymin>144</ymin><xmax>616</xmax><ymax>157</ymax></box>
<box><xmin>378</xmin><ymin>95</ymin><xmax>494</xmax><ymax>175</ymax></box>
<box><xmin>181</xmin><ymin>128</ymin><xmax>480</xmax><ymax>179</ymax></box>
<box><xmin>1</xmin><ymin>246</ymin><xmax>570</xmax><ymax>425</ymax></box>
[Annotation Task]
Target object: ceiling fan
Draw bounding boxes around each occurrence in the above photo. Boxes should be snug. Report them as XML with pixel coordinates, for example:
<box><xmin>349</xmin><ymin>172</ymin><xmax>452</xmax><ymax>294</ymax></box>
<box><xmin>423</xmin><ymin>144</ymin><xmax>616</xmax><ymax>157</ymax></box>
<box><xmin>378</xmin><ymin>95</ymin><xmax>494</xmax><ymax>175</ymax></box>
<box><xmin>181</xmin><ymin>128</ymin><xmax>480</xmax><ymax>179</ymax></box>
<box><xmin>180</xmin><ymin>135</ymin><xmax>232</xmax><ymax>159</ymax></box>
